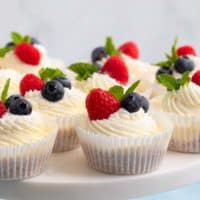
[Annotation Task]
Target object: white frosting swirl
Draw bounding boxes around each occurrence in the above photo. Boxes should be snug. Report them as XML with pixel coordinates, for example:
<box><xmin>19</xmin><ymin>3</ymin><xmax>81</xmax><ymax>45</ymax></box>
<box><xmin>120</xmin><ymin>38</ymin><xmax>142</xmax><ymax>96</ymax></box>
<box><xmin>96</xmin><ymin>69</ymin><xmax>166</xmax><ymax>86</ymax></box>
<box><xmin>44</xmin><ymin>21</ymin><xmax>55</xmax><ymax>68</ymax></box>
<box><xmin>85</xmin><ymin>109</ymin><xmax>160</xmax><ymax>137</ymax></box>
<box><xmin>0</xmin><ymin>44</ymin><xmax>62</xmax><ymax>75</ymax></box>
<box><xmin>25</xmin><ymin>87</ymin><xmax>86</xmax><ymax>117</ymax></box>
<box><xmin>162</xmin><ymin>82</ymin><xmax>200</xmax><ymax>114</ymax></box>
<box><xmin>74</xmin><ymin>73</ymin><xmax>118</xmax><ymax>93</ymax></box>
<box><xmin>0</xmin><ymin>69</ymin><xmax>21</xmax><ymax>95</ymax></box>
<box><xmin>121</xmin><ymin>54</ymin><xmax>156</xmax><ymax>83</ymax></box>
<box><xmin>0</xmin><ymin>44</ymin><xmax>46</xmax><ymax>74</ymax></box>
<box><xmin>0</xmin><ymin>112</ymin><xmax>53</xmax><ymax>146</ymax></box>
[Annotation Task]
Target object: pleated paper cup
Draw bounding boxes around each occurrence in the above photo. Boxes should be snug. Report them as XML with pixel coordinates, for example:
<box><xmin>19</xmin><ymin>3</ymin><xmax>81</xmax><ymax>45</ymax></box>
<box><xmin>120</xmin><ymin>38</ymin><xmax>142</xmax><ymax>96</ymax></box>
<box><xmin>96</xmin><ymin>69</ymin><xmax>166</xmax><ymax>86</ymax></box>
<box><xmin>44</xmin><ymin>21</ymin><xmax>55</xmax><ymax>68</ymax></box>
<box><xmin>76</xmin><ymin>113</ymin><xmax>173</xmax><ymax>175</ymax></box>
<box><xmin>0</xmin><ymin>123</ymin><xmax>57</xmax><ymax>181</ymax></box>
<box><xmin>167</xmin><ymin>113</ymin><xmax>200</xmax><ymax>153</ymax></box>
<box><xmin>53</xmin><ymin>115</ymin><xmax>80</xmax><ymax>153</ymax></box>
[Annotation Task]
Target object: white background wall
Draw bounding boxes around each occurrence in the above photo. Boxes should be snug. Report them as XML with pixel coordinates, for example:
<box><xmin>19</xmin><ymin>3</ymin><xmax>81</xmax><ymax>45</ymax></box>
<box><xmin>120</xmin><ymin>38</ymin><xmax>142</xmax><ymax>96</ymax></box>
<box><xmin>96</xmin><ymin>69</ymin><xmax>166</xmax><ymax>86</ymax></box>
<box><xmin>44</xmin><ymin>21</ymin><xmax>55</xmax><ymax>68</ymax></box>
<box><xmin>0</xmin><ymin>0</ymin><xmax>199</xmax><ymax>64</ymax></box>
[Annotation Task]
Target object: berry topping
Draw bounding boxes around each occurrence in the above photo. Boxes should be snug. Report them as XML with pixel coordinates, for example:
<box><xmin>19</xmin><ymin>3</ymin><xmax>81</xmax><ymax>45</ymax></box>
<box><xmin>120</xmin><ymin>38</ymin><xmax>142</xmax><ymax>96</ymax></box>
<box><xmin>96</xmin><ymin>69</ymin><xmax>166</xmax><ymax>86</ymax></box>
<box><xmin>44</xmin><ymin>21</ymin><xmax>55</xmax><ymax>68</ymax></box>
<box><xmin>86</xmin><ymin>88</ymin><xmax>120</xmax><ymax>120</ymax></box>
<box><xmin>140</xmin><ymin>96</ymin><xmax>149</xmax><ymax>113</ymax></box>
<box><xmin>53</xmin><ymin>77</ymin><xmax>71</xmax><ymax>89</ymax></box>
<box><xmin>91</xmin><ymin>47</ymin><xmax>108</xmax><ymax>64</ymax></box>
<box><xmin>30</xmin><ymin>37</ymin><xmax>40</xmax><ymax>45</ymax></box>
<box><xmin>0</xmin><ymin>102</ymin><xmax>7</xmax><ymax>118</ymax></box>
<box><xmin>174</xmin><ymin>56</ymin><xmax>194</xmax><ymax>74</ymax></box>
<box><xmin>42</xmin><ymin>80</ymin><xmax>64</xmax><ymax>102</ymax></box>
<box><xmin>121</xmin><ymin>92</ymin><xmax>142</xmax><ymax>113</ymax></box>
<box><xmin>156</xmin><ymin>67</ymin><xmax>173</xmax><ymax>78</ymax></box>
<box><xmin>20</xmin><ymin>74</ymin><xmax>44</xmax><ymax>96</ymax></box>
<box><xmin>119</xmin><ymin>41</ymin><xmax>139</xmax><ymax>59</ymax></box>
<box><xmin>177</xmin><ymin>45</ymin><xmax>197</xmax><ymax>57</ymax></box>
<box><xmin>5</xmin><ymin>95</ymin><xmax>24</xmax><ymax>108</ymax></box>
<box><xmin>101</xmin><ymin>56</ymin><xmax>129</xmax><ymax>84</ymax></box>
<box><xmin>15</xmin><ymin>42</ymin><xmax>41</xmax><ymax>65</ymax></box>
<box><xmin>9</xmin><ymin>98</ymin><xmax>32</xmax><ymax>115</ymax></box>
<box><xmin>192</xmin><ymin>70</ymin><xmax>200</xmax><ymax>86</ymax></box>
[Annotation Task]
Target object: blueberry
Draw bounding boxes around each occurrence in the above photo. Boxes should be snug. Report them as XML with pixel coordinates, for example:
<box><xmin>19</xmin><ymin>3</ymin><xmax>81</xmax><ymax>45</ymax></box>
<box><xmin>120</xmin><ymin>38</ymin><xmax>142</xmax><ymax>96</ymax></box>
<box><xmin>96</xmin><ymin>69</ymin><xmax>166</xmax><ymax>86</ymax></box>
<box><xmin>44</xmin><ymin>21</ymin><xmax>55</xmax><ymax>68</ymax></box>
<box><xmin>174</xmin><ymin>56</ymin><xmax>194</xmax><ymax>74</ymax></box>
<box><xmin>5</xmin><ymin>95</ymin><xmax>24</xmax><ymax>108</ymax></box>
<box><xmin>140</xmin><ymin>96</ymin><xmax>149</xmax><ymax>113</ymax></box>
<box><xmin>53</xmin><ymin>77</ymin><xmax>71</xmax><ymax>89</ymax></box>
<box><xmin>9</xmin><ymin>98</ymin><xmax>32</xmax><ymax>115</ymax></box>
<box><xmin>91</xmin><ymin>47</ymin><xmax>108</xmax><ymax>64</ymax></box>
<box><xmin>42</xmin><ymin>80</ymin><xmax>64</xmax><ymax>102</ymax></box>
<box><xmin>5</xmin><ymin>42</ymin><xmax>15</xmax><ymax>48</ymax></box>
<box><xmin>156</xmin><ymin>67</ymin><xmax>173</xmax><ymax>79</ymax></box>
<box><xmin>121</xmin><ymin>92</ymin><xmax>142</xmax><ymax>113</ymax></box>
<box><xmin>31</xmin><ymin>37</ymin><xmax>40</xmax><ymax>45</ymax></box>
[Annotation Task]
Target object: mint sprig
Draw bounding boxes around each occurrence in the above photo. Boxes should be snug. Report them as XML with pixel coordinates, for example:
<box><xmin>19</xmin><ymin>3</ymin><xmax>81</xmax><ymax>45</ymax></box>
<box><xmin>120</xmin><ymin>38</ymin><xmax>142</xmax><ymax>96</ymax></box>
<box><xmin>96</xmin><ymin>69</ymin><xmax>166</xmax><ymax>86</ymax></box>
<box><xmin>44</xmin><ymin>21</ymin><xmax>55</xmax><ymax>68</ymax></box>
<box><xmin>108</xmin><ymin>80</ymin><xmax>140</xmax><ymax>101</ymax></box>
<box><xmin>0</xmin><ymin>47</ymin><xmax>12</xmax><ymax>57</ymax></box>
<box><xmin>155</xmin><ymin>37</ymin><xmax>178</xmax><ymax>68</ymax></box>
<box><xmin>68</xmin><ymin>63</ymin><xmax>99</xmax><ymax>81</ymax></box>
<box><xmin>11</xmin><ymin>32</ymin><xmax>31</xmax><ymax>45</ymax></box>
<box><xmin>158</xmin><ymin>71</ymin><xmax>190</xmax><ymax>91</ymax></box>
<box><xmin>39</xmin><ymin>67</ymin><xmax>66</xmax><ymax>82</ymax></box>
<box><xmin>1</xmin><ymin>79</ymin><xmax>10</xmax><ymax>103</ymax></box>
<box><xmin>105</xmin><ymin>36</ymin><xmax>120</xmax><ymax>56</ymax></box>
<box><xmin>0</xmin><ymin>32</ymin><xmax>31</xmax><ymax>58</ymax></box>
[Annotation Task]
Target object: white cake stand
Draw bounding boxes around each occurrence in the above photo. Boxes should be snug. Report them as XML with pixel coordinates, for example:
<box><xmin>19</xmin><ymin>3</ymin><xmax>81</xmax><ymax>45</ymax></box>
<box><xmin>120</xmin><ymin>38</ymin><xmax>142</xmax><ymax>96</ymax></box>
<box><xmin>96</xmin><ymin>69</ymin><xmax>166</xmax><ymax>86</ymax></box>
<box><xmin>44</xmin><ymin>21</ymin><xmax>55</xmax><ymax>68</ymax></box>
<box><xmin>0</xmin><ymin>148</ymin><xmax>200</xmax><ymax>200</ymax></box>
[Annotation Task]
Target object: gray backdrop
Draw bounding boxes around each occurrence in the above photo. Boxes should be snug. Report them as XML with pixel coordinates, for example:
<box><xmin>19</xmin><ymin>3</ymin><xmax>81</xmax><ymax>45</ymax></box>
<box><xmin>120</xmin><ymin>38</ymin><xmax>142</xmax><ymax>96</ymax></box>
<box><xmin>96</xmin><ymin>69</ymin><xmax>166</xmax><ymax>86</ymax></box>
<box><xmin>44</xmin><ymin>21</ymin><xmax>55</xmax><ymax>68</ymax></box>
<box><xmin>0</xmin><ymin>0</ymin><xmax>199</xmax><ymax>65</ymax></box>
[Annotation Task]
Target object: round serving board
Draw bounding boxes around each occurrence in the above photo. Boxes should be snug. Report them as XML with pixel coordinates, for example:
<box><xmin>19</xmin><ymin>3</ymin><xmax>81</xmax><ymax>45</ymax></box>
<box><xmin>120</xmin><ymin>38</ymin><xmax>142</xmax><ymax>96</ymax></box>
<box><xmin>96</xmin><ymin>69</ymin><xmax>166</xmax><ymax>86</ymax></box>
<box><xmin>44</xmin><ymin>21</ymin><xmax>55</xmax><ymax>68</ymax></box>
<box><xmin>0</xmin><ymin>148</ymin><xmax>200</xmax><ymax>200</ymax></box>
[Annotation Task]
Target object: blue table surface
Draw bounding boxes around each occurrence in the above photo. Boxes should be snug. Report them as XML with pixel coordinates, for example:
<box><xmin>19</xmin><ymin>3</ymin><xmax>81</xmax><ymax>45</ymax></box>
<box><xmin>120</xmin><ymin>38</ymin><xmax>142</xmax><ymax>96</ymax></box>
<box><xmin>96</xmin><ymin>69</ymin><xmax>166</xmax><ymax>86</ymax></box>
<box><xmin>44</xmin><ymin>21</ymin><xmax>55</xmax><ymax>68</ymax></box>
<box><xmin>132</xmin><ymin>182</ymin><xmax>200</xmax><ymax>200</ymax></box>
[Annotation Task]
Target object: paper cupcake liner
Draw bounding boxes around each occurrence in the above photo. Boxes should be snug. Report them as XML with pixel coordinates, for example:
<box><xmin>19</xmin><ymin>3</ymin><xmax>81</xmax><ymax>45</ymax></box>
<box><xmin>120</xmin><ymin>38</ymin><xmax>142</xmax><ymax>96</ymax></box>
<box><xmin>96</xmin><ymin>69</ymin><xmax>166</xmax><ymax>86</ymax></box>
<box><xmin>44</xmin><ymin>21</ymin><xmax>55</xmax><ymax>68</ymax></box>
<box><xmin>0</xmin><ymin>130</ymin><xmax>57</xmax><ymax>181</ymax></box>
<box><xmin>53</xmin><ymin>115</ymin><xmax>79</xmax><ymax>152</ymax></box>
<box><xmin>167</xmin><ymin>113</ymin><xmax>200</xmax><ymax>153</ymax></box>
<box><xmin>77</xmin><ymin>113</ymin><xmax>172</xmax><ymax>175</ymax></box>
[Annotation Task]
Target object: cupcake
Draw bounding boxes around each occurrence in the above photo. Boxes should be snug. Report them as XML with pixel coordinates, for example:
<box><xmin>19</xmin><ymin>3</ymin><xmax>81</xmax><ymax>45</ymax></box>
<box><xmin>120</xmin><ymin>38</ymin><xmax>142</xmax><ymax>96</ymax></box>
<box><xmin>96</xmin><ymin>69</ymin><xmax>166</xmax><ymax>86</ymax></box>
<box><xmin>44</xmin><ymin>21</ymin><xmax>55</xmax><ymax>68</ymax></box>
<box><xmin>0</xmin><ymin>32</ymin><xmax>64</xmax><ymax>74</ymax></box>
<box><xmin>0</xmin><ymin>79</ymin><xmax>57</xmax><ymax>180</ymax></box>
<box><xmin>76</xmin><ymin>81</ymin><xmax>172</xmax><ymax>175</ymax></box>
<box><xmin>21</xmin><ymin>67</ymin><xmax>86</xmax><ymax>152</ymax></box>
<box><xmin>69</xmin><ymin>51</ymin><xmax>152</xmax><ymax>98</ymax></box>
<box><xmin>0</xmin><ymin>69</ymin><xmax>21</xmax><ymax>95</ymax></box>
<box><xmin>153</xmin><ymin>38</ymin><xmax>198</xmax><ymax>97</ymax></box>
<box><xmin>151</xmin><ymin>71</ymin><xmax>200</xmax><ymax>153</ymax></box>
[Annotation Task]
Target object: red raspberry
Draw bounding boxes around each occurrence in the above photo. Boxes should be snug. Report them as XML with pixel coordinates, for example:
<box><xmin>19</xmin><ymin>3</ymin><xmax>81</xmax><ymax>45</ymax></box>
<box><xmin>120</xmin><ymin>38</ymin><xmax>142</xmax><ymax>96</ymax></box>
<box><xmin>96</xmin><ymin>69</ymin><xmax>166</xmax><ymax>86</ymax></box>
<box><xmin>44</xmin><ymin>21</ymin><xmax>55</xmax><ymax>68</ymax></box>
<box><xmin>101</xmin><ymin>56</ymin><xmax>129</xmax><ymax>85</ymax></box>
<box><xmin>192</xmin><ymin>70</ymin><xmax>200</xmax><ymax>86</ymax></box>
<box><xmin>15</xmin><ymin>42</ymin><xmax>41</xmax><ymax>65</ymax></box>
<box><xmin>86</xmin><ymin>88</ymin><xmax>120</xmax><ymax>120</ymax></box>
<box><xmin>177</xmin><ymin>45</ymin><xmax>197</xmax><ymax>57</ymax></box>
<box><xmin>0</xmin><ymin>102</ymin><xmax>7</xmax><ymax>118</ymax></box>
<box><xmin>118</xmin><ymin>41</ymin><xmax>139</xmax><ymax>59</ymax></box>
<box><xmin>20</xmin><ymin>74</ymin><xmax>44</xmax><ymax>96</ymax></box>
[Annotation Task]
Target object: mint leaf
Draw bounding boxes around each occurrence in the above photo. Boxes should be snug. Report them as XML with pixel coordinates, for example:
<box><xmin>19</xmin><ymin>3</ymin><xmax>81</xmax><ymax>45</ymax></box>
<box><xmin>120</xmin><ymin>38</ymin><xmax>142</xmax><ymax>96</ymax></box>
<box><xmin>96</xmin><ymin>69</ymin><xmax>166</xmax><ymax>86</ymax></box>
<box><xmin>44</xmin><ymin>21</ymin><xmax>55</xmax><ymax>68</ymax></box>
<box><xmin>158</xmin><ymin>74</ymin><xmax>179</xmax><ymax>91</ymax></box>
<box><xmin>109</xmin><ymin>85</ymin><xmax>124</xmax><ymax>101</ymax></box>
<box><xmin>125</xmin><ymin>80</ymin><xmax>140</xmax><ymax>95</ymax></box>
<box><xmin>39</xmin><ymin>67</ymin><xmax>66</xmax><ymax>81</ymax></box>
<box><xmin>171</xmin><ymin>36</ymin><xmax>178</xmax><ymax>61</ymax></box>
<box><xmin>11</xmin><ymin>32</ymin><xmax>31</xmax><ymax>44</ymax></box>
<box><xmin>155</xmin><ymin>60</ymin><xmax>173</xmax><ymax>68</ymax></box>
<box><xmin>180</xmin><ymin>71</ymin><xmax>190</xmax><ymax>86</ymax></box>
<box><xmin>155</xmin><ymin>37</ymin><xmax>179</xmax><ymax>69</ymax></box>
<box><xmin>11</xmin><ymin>32</ymin><xmax>23</xmax><ymax>45</ymax></box>
<box><xmin>0</xmin><ymin>47</ymin><xmax>12</xmax><ymax>57</ymax></box>
<box><xmin>105</xmin><ymin>36</ymin><xmax>119</xmax><ymax>56</ymax></box>
<box><xmin>23</xmin><ymin>35</ymin><xmax>31</xmax><ymax>43</ymax></box>
<box><xmin>1</xmin><ymin>79</ymin><xmax>10</xmax><ymax>103</ymax></box>
<box><xmin>68</xmin><ymin>63</ymin><xmax>98</xmax><ymax>81</ymax></box>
